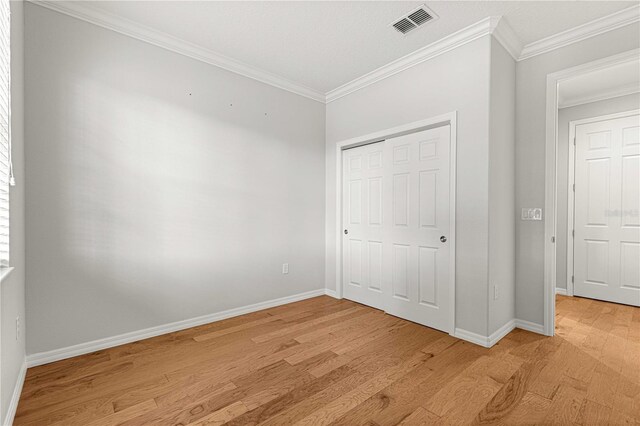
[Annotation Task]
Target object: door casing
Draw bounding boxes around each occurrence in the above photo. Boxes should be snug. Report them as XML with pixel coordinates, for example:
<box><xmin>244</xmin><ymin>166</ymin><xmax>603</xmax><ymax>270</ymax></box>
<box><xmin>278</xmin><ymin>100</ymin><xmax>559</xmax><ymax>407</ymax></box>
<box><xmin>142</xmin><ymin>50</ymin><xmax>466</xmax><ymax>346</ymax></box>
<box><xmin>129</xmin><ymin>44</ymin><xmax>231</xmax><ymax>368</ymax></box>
<box><xmin>544</xmin><ymin>48</ymin><xmax>640</xmax><ymax>336</ymax></box>
<box><xmin>334</xmin><ymin>111</ymin><xmax>457</xmax><ymax>335</ymax></box>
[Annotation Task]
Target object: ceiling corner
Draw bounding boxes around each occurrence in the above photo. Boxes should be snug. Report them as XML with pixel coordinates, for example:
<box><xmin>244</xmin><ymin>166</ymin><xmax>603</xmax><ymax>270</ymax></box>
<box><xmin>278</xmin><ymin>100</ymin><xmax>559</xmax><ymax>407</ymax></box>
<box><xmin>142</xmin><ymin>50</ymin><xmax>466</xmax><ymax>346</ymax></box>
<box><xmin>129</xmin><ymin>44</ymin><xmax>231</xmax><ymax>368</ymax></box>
<box><xmin>491</xmin><ymin>16</ymin><xmax>523</xmax><ymax>61</ymax></box>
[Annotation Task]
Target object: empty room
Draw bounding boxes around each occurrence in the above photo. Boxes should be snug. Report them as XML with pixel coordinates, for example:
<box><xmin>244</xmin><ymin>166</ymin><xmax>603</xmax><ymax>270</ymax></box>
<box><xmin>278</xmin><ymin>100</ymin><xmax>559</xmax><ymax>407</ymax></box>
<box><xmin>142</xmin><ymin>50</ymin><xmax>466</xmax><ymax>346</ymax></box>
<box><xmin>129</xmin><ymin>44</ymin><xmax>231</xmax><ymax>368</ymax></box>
<box><xmin>0</xmin><ymin>0</ymin><xmax>639</xmax><ymax>424</ymax></box>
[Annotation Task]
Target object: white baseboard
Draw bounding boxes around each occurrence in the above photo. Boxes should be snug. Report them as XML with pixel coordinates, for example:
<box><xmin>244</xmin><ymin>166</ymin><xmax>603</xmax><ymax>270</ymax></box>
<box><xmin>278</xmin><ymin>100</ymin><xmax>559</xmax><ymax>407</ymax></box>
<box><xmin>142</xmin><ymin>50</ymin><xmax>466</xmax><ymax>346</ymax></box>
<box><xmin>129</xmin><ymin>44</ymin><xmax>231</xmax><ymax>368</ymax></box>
<box><xmin>454</xmin><ymin>319</ymin><xmax>516</xmax><ymax>348</ymax></box>
<box><xmin>489</xmin><ymin>320</ymin><xmax>517</xmax><ymax>347</ymax></box>
<box><xmin>3</xmin><ymin>360</ymin><xmax>27</xmax><ymax>426</ymax></box>
<box><xmin>324</xmin><ymin>288</ymin><xmax>339</xmax><ymax>299</ymax></box>
<box><xmin>454</xmin><ymin>328</ymin><xmax>491</xmax><ymax>347</ymax></box>
<box><xmin>555</xmin><ymin>287</ymin><xmax>568</xmax><ymax>296</ymax></box>
<box><xmin>26</xmin><ymin>289</ymin><xmax>326</xmax><ymax>368</ymax></box>
<box><xmin>515</xmin><ymin>319</ymin><xmax>545</xmax><ymax>334</ymax></box>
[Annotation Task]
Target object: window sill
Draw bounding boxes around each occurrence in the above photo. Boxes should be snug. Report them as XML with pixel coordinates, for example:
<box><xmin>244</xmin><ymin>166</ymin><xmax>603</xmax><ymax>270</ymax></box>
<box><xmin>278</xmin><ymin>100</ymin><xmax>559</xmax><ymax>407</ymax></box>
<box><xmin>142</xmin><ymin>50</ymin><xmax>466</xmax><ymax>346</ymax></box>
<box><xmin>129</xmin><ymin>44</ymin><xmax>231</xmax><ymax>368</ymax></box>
<box><xmin>0</xmin><ymin>266</ymin><xmax>15</xmax><ymax>284</ymax></box>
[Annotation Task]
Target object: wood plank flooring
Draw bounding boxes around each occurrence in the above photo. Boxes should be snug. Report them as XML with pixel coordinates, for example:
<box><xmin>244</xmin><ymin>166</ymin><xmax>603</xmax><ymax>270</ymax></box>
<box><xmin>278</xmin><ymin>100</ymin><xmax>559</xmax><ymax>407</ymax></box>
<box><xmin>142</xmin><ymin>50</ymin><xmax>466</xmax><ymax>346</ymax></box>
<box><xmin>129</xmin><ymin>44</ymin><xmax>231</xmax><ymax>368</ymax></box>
<box><xmin>15</xmin><ymin>295</ymin><xmax>640</xmax><ymax>425</ymax></box>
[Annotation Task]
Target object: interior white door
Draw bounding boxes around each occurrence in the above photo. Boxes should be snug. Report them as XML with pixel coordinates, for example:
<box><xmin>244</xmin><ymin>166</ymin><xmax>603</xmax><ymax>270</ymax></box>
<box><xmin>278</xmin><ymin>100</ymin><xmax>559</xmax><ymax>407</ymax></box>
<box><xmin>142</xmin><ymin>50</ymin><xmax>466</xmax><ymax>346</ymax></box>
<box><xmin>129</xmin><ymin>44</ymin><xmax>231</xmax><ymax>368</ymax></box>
<box><xmin>382</xmin><ymin>126</ymin><xmax>451</xmax><ymax>332</ymax></box>
<box><xmin>342</xmin><ymin>141</ymin><xmax>386</xmax><ymax>310</ymax></box>
<box><xmin>573</xmin><ymin>113</ymin><xmax>640</xmax><ymax>306</ymax></box>
<box><xmin>342</xmin><ymin>125</ymin><xmax>452</xmax><ymax>332</ymax></box>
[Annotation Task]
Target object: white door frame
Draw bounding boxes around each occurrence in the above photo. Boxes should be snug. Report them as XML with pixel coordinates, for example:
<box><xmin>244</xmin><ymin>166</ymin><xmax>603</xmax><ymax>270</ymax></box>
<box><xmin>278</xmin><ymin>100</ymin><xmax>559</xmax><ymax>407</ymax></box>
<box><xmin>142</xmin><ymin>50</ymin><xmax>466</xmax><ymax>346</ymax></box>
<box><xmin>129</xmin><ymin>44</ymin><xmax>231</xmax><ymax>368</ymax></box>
<box><xmin>334</xmin><ymin>111</ymin><xmax>457</xmax><ymax>334</ymax></box>
<box><xmin>544</xmin><ymin>48</ymin><xmax>639</xmax><ymax>336</ymax></box>
<box><xmin>566</xmin><ymin>109</ymin><xmax>640</xmax><ymax>297</ymax></box>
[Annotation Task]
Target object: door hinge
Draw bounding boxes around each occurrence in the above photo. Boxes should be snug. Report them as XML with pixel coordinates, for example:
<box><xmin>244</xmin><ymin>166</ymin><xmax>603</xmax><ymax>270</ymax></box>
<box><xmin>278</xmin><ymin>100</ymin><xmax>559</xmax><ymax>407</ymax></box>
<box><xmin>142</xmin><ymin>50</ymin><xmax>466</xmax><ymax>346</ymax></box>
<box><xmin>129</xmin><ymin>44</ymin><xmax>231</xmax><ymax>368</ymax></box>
<box><xmin>572</xmin><ymin>229</ymin><xmax>575</xmax><ymax>237</ymax></box>
<box><xmin>573</xmin><ymin>137</ymin><xmax>576</xmax><ymax>146</ymax></box>
<box><xmin>571</xmin><ymin>275</ymin><xmax>574</xmax><ymax>284</ymax></box>
<box><xmin>572</xmin><ymin>183</ymin><xmax>575</xmax><ymax>192</ymax></box>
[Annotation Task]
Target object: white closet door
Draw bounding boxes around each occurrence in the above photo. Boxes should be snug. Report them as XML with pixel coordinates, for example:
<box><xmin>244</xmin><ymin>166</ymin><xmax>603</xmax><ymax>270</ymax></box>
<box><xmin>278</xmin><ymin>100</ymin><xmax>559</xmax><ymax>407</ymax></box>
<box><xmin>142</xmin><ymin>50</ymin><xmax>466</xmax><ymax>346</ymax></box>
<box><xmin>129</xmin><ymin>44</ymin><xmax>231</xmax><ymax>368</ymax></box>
<box><xmin>574</xmin><ymin>114</ymin><xmax>640</xmax><ymax>306</ymax></box>
<box><xmin>383</xmin><ymin>126</ymin><xmax>451</xmax><ymax>332</ymax></box>
<box><xmin>342</xmin><ymin>125</ymin><xmax>452</xmax><ymax>332</ymax></box>
<box><xmin>342</xmin><ymin>141</ymin><xmax>386</xmax><ymax>310</ymax></box>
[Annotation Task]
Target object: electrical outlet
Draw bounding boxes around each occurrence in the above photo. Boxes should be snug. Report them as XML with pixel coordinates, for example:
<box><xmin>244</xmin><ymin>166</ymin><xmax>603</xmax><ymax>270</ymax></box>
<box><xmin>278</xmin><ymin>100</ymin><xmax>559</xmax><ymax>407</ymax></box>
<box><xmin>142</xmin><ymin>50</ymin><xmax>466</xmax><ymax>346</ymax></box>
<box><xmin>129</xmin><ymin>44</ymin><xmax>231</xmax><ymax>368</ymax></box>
<box><xmin>282</xmin><ymin>263</ymin><xmax>289</xmax><ymax>274</ymax></box>
<box><xmin>494</xmin><ymin>285</ymin><xmax>499</xmax><ymax>300</ymax></box>
<box><xmin>16</xmin><ymin>316</ymin><xmax>19</xmax><ymax>341</ymax></box>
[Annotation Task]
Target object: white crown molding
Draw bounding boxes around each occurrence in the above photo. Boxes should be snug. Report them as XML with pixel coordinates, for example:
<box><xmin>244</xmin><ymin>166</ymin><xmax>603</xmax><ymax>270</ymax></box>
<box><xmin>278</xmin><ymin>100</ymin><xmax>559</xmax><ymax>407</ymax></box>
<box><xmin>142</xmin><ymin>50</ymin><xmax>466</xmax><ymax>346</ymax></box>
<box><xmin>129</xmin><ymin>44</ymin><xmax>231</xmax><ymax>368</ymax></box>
<box><xmin>26</xmin><ymin>288</ymin><xmax>326</xmax><ymax>367</ymax></box>
<box><xmin>29</xmin><ymin>1</ymin><xmax>639</xmax><ymax>103</ymax></box>
<box><xmin>326</xmin><ymin>17</ymin><xmax>497</xmax><ymax>103</ymax></box>
<box><xmin>519</xmin><ymin>5</ymin><xmax>640</xmax><ymax>61</ymax></box>
<box><xmin>559</xmin><ymin>82</ymin><xmax>640</xmax><ymax>109</ymax></box>
<box><xmin>28</xmin><ymin>0</ymin><xmax>326</xmax><ymax>103</ymax></box>
<box><xmin>492</xmin><ymin>16</ymin><xmax>523</xmax><ymax>60</ymax></box>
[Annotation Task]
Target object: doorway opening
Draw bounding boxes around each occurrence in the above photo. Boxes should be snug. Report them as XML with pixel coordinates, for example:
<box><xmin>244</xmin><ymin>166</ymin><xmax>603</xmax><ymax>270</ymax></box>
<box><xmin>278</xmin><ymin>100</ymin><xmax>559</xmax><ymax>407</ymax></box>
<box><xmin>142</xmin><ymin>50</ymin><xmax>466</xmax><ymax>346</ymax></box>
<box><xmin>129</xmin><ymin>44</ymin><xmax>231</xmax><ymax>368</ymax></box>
<box><xmin>545</xmin><ymin>49</ymin><xmax>640</xmax><ymax>335</ymax></box>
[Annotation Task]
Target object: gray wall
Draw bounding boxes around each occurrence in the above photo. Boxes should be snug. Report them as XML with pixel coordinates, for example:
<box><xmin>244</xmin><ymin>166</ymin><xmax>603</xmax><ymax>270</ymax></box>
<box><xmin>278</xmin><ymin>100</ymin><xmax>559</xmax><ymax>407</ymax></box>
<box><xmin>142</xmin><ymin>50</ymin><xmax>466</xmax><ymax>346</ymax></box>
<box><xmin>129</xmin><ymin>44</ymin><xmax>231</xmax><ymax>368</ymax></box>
<box><xmin>556</xmin><ymin>93</ymin><xmax>640</xmax><ymax>290</ymax></box>
<box><xmin>2</xmin><ymin>0</ymin><xmax>26</xmax><ymax>422</ymax></box>
<box><xmin>488</xmin><ymin>38</ymin><xmax>516</xmax><ymax>334</ymax></box>
<box><xmin>25</xmin><ymin>4</ymin><xmax>326</xmax><ymax>355</ymax></box>
<box><xmin>325</xmin><ymin>36</ymin><xmax>492</xmax><ymax>336</ymax></box>
<box><xmin>515</xmin><ymin>23</ymin><xmax>640</xmax><ymax>325</ymax></box>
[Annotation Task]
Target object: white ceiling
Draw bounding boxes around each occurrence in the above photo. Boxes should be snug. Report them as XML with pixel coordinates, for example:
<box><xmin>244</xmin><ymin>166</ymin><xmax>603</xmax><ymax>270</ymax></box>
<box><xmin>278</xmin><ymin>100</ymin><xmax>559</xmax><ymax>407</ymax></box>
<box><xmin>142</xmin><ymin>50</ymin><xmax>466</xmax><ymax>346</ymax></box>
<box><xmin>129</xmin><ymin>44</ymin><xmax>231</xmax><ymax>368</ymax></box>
<box><xmin>68</xmin><ymin>1</ymin><xmax>636</xmax><ymax>93</ymax></box>
<box><xmin>558</xmin><ymin>60</ymin><xmax>640</xmax><ymax>108</ymax></box>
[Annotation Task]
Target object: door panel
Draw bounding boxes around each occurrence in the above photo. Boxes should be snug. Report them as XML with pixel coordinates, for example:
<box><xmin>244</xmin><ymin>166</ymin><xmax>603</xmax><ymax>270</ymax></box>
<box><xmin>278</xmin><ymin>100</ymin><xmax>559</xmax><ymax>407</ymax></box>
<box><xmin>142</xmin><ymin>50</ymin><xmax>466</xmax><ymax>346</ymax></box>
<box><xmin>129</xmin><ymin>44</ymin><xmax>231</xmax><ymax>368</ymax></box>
<box><xmin>342</xmin><ymin>142</ymin><xmax>385</xmax><ymax>310</ymax></box>
<box><xmin>342</xmin><ymin>125</ymin><xmax>452</xmax><ymax>332</ymax></box>
<box><xmin>383</xmin><ymin>126</ymin><xmax>451</xmax><ymax>332</ymax></box>
<box><xmin>573</xmin><ymin>113</ymin><xmax>640</xmax><ymax>306</ymax></box>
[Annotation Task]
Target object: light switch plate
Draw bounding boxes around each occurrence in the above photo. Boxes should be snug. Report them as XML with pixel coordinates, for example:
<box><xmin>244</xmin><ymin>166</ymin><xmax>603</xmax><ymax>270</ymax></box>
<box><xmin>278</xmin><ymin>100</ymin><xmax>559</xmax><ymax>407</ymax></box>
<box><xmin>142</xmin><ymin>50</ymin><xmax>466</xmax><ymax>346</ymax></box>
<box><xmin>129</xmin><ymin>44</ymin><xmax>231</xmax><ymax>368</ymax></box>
<box><xmin>521</xmin><ymin>208</ymin><xmax>542</xmax><ymax>221</ymax></box>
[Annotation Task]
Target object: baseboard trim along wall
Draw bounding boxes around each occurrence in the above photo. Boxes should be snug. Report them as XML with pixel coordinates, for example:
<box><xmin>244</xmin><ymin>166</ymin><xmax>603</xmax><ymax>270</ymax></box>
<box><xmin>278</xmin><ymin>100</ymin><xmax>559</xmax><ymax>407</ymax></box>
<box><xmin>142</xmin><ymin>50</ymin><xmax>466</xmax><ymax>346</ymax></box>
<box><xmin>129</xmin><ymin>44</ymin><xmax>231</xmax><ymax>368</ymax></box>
<box><xmin>324</xmin><ymin>288</ymin><xmax>338</xmax><ymax>299</ymax></box>
<box><xmin>454</xmin><ymin>320</ymin><xmax>516</xmax><ymax>348</ymax></box>
<box><xmin>514</xmin><ymin>319</ymin><xmax>546</xmax><ymax>334</ymax></box>
<box><xmin>4</xmin><ymin>360</ymin><xmax>27</xmax><ymax>426</ymax></box>
<box><xmin>454</xmin><ymin>318</ymin><xmax>546</xmax><ymax>348</ymax></box>
<box><xmin>26</xmin><ymin>289</ymin><xmax>327</xmax><ymax>368</ymax></box>
<box><xmin>555</xmin><ymin>287</ymin><xmax>568</xmax><ymax>296</ymax></box>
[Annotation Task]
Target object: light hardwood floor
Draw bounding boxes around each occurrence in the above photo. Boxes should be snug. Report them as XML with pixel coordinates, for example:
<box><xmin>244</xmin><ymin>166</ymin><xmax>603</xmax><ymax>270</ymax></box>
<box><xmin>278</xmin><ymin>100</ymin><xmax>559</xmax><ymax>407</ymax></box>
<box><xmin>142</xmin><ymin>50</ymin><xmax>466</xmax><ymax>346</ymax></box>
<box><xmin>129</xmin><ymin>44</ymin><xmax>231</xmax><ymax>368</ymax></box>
<box><xmin>15</xmin><ymin>295</ymin><xmax>640</xmax><ymax>425</ymax></box>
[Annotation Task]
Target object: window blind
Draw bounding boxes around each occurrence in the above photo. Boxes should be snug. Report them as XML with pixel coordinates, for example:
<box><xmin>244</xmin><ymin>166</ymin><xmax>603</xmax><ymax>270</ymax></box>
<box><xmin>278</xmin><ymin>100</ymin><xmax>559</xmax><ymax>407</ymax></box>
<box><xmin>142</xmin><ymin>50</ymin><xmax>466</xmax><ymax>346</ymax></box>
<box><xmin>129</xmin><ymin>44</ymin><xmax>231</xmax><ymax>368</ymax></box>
<box><xmin>0</xmin><ymin>0</ymin><xmax>10</xmax><ymax>267</ymax></box>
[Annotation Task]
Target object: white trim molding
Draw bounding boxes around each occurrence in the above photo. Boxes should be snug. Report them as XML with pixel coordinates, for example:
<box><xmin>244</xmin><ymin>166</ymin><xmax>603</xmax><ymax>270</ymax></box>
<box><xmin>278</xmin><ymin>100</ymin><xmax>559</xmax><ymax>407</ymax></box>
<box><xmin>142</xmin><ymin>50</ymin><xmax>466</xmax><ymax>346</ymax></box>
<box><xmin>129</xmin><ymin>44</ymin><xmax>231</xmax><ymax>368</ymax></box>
<box><xmin>28</xmin><ymin>0</ymin><xmax>325</xmax><ymax>103</ymax></box>
<box><xmin>27</xmin><ymin>1</ymin><xmax>639</xmax><ymax>104</ymax></box>
<box><xmin>327</xmin><ymin>17</ymin><xmax>500</xmax><ymax>102</ymax></box>
<box><xmin>515</xmin><ymin>319</ymin><xmax>545</xmax><ymax>335</ymax></box>
<box><xmin>492</xmin><ymin>17</ymin><xmax>523</xmax><ymax>60</ymax></box>
<box><xmin>324</xmin><ymin>288</ymin><xmax>339</xmax><ymax>299</ymax></box>
<box><xmin>454</xmin><ymin>328</ymin><xmax>492</xmax><ymax>348</ymax></box>
<box><xmin>454</xmin><ymin>320</ymin><xmax>516</xmax><ymax>348</ymax></box>
<box><xmin>559</xmin><ymin>83</ymin><xmax>640</xmax><ymax>109</ymax></box>
<box><xmin>26</xmin><ymin>289</ymin><xmax>326</xmax><ymax>367</ymax></box>
<box><xmin>555</xmin><ymin>287</ymin><xmax>568</xmax><ymax>296</ymax></box>
<box><xmin>3</xmin><ymin>360</ymin><xmax>27</xmax><ymax>426</ymax></box>
<box><xmin>544</xmin><ymin>49</ymin><xmax>640</xmax><ymax>337</ymax></box>
<box><xmin>519</xmin><ymin>5</ymin><xmax>640</xmax><ymax>61</ymax></box>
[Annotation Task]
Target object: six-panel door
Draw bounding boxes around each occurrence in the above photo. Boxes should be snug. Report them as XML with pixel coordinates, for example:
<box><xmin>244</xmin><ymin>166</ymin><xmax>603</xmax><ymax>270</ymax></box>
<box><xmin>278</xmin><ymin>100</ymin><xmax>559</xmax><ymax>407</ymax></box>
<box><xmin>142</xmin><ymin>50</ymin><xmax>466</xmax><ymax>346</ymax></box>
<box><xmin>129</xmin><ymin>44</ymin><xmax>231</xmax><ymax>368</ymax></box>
<box><xmin>342</xmin><ymin>125</ymin><xmax>451</xmax><ymax>332</ymax></box>
<box><xmin>574</xmin><ymin>114</ymin><xmax>640</xmax><ymax>306</ymax></box>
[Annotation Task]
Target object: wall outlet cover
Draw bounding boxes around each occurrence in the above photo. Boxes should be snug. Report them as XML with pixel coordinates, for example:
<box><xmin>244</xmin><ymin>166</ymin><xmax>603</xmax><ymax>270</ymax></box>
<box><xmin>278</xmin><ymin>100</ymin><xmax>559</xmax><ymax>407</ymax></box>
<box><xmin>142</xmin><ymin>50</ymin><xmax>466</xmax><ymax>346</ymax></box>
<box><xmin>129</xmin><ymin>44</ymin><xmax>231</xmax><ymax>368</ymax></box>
<box><xmin>521</xmin><ymin>208</ymin><xmax>543</xmax><ymax>221</ymax></box>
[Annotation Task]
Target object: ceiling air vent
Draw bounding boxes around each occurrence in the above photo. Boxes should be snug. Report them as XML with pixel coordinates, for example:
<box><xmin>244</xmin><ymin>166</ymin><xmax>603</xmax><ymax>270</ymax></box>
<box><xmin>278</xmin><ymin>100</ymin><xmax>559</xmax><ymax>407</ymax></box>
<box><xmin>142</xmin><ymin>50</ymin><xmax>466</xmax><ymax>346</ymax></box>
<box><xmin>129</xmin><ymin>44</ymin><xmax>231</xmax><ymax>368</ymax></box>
<box><xmin>408</xmin><ymin>8</ymin><xmax>433</xmax><ymax>26</ymax></box>
<box><xmin>393</xmin><ymin>18</ymin><xmax>417</xmax><ymax>34</ymax></box>
<box><xmin>391</xmin><ymin>5</ymin><xmax>438</xmax><ymax>35</ymax></box>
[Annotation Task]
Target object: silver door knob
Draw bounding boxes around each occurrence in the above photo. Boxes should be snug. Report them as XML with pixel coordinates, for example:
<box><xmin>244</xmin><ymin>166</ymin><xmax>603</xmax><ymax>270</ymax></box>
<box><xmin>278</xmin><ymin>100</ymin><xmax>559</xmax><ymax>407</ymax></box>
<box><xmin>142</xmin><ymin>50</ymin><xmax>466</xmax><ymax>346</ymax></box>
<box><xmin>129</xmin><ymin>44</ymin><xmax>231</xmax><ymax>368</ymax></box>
<box><xmin>440</xmin><ymin>236</ymin><xmax>447</xmax><ymax>243</ymax></box>
<box><xmin>344</xmin><ymin>229</ymin><xmax>349</xmax><ymax>235</ymax></box>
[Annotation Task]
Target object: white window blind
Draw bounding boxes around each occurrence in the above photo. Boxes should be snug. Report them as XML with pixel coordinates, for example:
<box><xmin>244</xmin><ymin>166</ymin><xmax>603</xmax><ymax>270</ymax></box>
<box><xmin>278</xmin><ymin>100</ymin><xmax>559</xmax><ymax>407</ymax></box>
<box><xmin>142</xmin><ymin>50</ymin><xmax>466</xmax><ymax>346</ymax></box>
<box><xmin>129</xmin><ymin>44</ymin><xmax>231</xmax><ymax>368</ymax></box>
<box><xmin>0</xmin><ymin>0</ymin><xmax>10</xmax><ymax>268</ymax></box>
